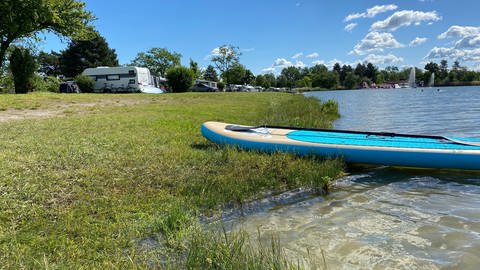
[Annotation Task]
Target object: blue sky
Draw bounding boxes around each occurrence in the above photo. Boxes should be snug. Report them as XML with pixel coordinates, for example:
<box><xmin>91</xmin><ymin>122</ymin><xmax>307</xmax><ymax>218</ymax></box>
<box><xmin>41</xmin><ymin>0</ymin><xmax>480</xmax><ymax>74</ymax></box>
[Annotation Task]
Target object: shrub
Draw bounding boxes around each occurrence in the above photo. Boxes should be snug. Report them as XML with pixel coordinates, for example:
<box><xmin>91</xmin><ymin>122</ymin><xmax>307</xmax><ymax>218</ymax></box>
<box><xmin>0</xmin><ymin>75</ymin><xmax>14</xmax><ymax>93</ymax></box>
<box><xmin>32</xmin><ymin>75</ymin><xmax>62</xmax><ymax>92</ymax></box>
<box><xmin>166</xmin><ymin>66</ymin><xmax>194</xmax><ymax>93</ymax></box>
<box><xmin>74</xmin><ymin>75</ymin><xmax>95</xmax><ymax>93</ymax></box>
<box><xmin>217</xmin><ymin>81</ymin><xmax>225</xmax><ymax>91</ymax></box>
<box><xmin>9</xmin><ymin>47</ymin><xmax>37</xmax><ymax>94</ymax></box>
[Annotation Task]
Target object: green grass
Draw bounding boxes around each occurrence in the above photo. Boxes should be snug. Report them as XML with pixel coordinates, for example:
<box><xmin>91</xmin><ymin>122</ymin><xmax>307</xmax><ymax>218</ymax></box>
<box><xmin>0</xmin><ymin>92</ymin><xmax>343</xmax><ymax>268</ymax></box>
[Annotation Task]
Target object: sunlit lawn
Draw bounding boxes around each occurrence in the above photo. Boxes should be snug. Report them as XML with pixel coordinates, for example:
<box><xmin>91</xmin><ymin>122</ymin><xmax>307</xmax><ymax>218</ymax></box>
<box><xmin>0</xmin><ymin>92</ymin><xmax>343</xmax><ymax>268</ymax></box>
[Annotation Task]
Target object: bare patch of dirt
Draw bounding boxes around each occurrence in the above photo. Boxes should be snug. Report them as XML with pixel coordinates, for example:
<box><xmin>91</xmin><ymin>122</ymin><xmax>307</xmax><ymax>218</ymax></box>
<box><xmin>0</xmin><ymin>109</ymin><xmax>62</xmax><ymax>122</ymax></box>
<box><xmin>0</xmin><ymin>97</ymin><xmax>160</xmax><ymax>123</ymax></box>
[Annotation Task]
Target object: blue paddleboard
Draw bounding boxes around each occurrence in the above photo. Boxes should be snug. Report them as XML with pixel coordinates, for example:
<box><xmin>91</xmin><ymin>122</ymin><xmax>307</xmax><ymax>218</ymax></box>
<box><xmin>201</xmin><ymin>121</ymin><xmax>480</xmax><ymax>170</ymax></box>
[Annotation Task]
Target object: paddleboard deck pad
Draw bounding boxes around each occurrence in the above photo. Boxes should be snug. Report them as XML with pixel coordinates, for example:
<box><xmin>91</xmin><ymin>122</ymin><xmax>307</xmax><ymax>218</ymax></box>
<box><xmin>201</xmin><ymin>121</ymin><xmax>480</xmax><ymax>170</ymax></box>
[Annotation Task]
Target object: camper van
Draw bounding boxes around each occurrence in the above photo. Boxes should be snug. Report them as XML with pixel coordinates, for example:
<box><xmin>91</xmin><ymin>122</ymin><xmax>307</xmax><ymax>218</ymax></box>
<box><xmin>82</xmin><ymin>66</ymin><xmax>165</xmax><ymax>93</ymax></box>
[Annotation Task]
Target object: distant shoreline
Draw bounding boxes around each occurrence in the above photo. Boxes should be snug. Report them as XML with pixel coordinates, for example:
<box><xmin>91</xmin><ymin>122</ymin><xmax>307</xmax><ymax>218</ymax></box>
<box><xmin>296</xmin><ymin>82</ymin><xmax>480</xmax><ymax>92</ymax></box>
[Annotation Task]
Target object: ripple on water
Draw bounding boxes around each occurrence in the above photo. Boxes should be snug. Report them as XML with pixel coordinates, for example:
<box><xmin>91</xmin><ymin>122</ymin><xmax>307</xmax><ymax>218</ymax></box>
<box><xmin>230</xmin><ymin>168</ymin><xmax>480</xmax><ymax>269</ymax></box>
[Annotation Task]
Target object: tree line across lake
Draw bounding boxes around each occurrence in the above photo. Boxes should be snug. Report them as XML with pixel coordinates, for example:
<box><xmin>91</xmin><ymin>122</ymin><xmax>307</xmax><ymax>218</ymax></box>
<box><xmin>1</xmin><ymin>0</ymin><xmax>480</xmax><ymax>94</ymax></box>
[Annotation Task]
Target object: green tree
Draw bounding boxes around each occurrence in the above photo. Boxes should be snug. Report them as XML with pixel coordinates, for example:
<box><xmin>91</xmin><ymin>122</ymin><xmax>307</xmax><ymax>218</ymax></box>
<box><xmin>422</xmin><ymin>71</ymin><xmax>432</xmax><ymax>86</ymax></box>
<box><xmin>365</xmin><ymin>63</ymin><xmax>377</xmax><ymax>82</ymax></box>
<box><xmin>339</xmin><ymin>65</ymin><xmax>352</xmax><ymax>86</ymax></box>
<box><xmin>354</xmin><ymin>63</ymin><xmax>367</xmax><ymax>78</ymax></box>
<box><xmin>211</xmin><ymin>45</ymin><xmax>241</xmax><ymax>79</ymax></box>
<box><xmin>203</xmin><ymin>65</ymin><xmax>218</xmax><ymax>82</ymax></box>
<box><xmin>376</xmin><ymin>72</ymin><xmax>385</xmax><ymax>84</ymax></box>
<box><xmin>439</xmin><ymin>59</ymin><xmax>448</xmax><ymax>80</ymax></box>
<box><xmin>0</xmin><ymin>0</ymin><xmax>95</xmax><ymax>72</ymax></box>
<box><xmin>9</xmin><ymin>47</ymin><xmax>37</xmax><ymax>94</ymax></box>
<box><xmin>333</xmin><ymin>63</ymin><xmax>341</xmax><ymax>74</ymax></box>
<box><xmin>424</xmin><ymin>62</ymin><xmax>440</xmax><ymax>76</ymax></box>
<box><xmin>415</xmin><ymin>67</ymin><xmax>424</xmax><ymax>86</ymax></box>
<box><xmin>276</xmin><ymin>75</ymin><xmax>288</xmax><ymax>88</ymax></box>
<box><xmin>165</xmin><ymin>66</ymin><xmax>194</xmax><ymax>92</ymax></box>
<box><xmin>255</xmin><ymin>75</ymin><xmax>270</xmax><ymax>89</ymax></box>
<box><xmin>312</xmin><ymin>72</ymin><xmax>338</xmax><ymax>89</ymax></box>
<box><xmin>296</xmin><ymin>76</ymin><xmax>312</xmax><ymax>88</ymax></box>
<box><xmin>281</xmin><ymin>66</ymin><xmax>301</xmax><ymax>89</ymax></box>
<box><xmin>242</xmin><ymin>69</ymin><xmax>255</xmax><ymax>85</ymax></box>
<box><xmin>264</xmin><ymin>73</ymin><xmax>276</xmax><ymax>87</ymax></box>
<box><xmin>344</xmin><ymin>72</ymin><xmax>360</xmax><ymax>89</ymax></box>
<box><xmin>452</xmin><ymin>60</ymin><xmax>461</xmax><ymax>71</ymax></box>
<box><xmin>131</xmin><ymin>48</ymin><xmax>181</xmax><ymax>77</ymax></box>
<box><xmin>310</xmin><ymin>64</ymin><xmax>328</xmax><ymax>75</ymax></box>
<box><xmin>60</xmin><ymin>33</ymin><xmax>119</xmax><ymax>77</ymax></box>
<box><xmin>189</xmin><ymin>58</ymin><xmax>202</xmax><ymax>79</ymax></box>
<box><xmin>300</xmin><ymin>67</ymin><xmax>310</xmax><ymax>78</ymax></box>
<box><xmin>38</xmin><ymin>51</ymin><xmax>61</xmax><ymax>76</ymax></box>
<box><xmin>223</xmin><ymin>63</ymin><xmax>246</xmax><ymax>85</ymax></box>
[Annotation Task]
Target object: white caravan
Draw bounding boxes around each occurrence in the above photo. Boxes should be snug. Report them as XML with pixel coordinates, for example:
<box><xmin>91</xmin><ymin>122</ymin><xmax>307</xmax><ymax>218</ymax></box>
<box><xmin>82</xmin><ymin>66</ymin><xmax>165</xmax><ymax>93</ymax></box>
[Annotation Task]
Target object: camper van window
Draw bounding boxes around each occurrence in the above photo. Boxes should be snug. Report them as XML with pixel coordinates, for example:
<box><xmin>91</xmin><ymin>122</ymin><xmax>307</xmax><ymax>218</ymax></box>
<box><xmin>128</xmin><ymin>70</ymin><xmax>135</xmax><ymax>75</ymax></box>
<box><xmin>107</xmin><ymin>75</ymin><xmax>120</xmax><ymax>81</ymax></box>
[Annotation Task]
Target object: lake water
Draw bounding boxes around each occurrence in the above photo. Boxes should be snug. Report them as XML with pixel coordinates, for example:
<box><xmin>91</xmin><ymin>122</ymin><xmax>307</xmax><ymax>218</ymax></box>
<box><xmin>230</xmin><ymin>87</ymin><xmax>480</xmax><ymax>269</ymax></box>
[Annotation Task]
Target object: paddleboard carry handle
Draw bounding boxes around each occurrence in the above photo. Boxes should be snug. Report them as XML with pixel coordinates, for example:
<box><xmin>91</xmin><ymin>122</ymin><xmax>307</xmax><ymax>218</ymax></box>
<box><xmin>225</xmin><ymin>125</ymin><xmax>263</xmax><ymax>132</ymax></box>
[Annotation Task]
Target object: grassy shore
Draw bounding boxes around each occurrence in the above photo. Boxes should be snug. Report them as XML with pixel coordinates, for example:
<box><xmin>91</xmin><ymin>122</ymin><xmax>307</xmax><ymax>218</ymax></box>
<box><xmin>0</xmin><ymin>92</ymin><xmax>343</xmax><ymax>268</ymax></box>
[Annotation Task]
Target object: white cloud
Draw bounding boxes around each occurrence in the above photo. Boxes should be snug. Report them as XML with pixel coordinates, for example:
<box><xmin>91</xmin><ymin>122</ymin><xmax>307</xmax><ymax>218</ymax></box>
<box><xmin>424</xmin><ymin>25</ymin><xmax>480</xmax><ymax>66</ymax></box>
<box><xmin>425</xmin><ymin>47</ymin><xmax>480</xmax><ymax>62</ymax></box>
<box><xmin>363</xmin><ymin>54</ymin><xmax>404</xmax><ymax>64</ymax></box>
<box><xmin>344</xmin><ymin>23</ymin><xmax>358</xmax><ymax>32</ymax></box>
<box><xmin>205</xmin><ymin>46</ymin><xmax>235</xmax><ymax>60</ymax></box>
<box><xmin>345</xmin><ymin>13</ymin><xmax>364</xmax><ymax>22</ymax></box>
<box><xmin>312</xmin><ymin>60</ymin><xmax>325</xmax><ymax>66</ymax></box>
<box><xmin>371</xmin><ymin>10</ymin><xmax>441</xmax><ymax>32</ymax></box>
<box><xmin>350</xmin><ymin>31</ymin><xmax>404</xmax><ymax>55</ymax></box>
<box><xmin>454</xmin><ymin>35</ymin><xmax>480</xmax><ymax>49</ymax></box>
<box><xmin>291</xmin><ymin>52</ymin><xmax>303</xmax><ymax>59</ymax></box>
<box><xmin>345</xmin><ymin>4</ymin><xmax>398</xmax><ymax>22</ymax></box>
<box><xmin>436</xmin><ymin>26</ymin><xmax>480</xmax><ymax>50</ymax></box>
<box><xmin>306</xmin><ymin>52</ymin><xmax>319</xmax><ymax>58</ymax></box>
<box><xmin>438</xmin><ymin>25</ymin><xmax>480</xmax><ymax>39</ymax></box>
<box><xmin>409</xmin><ymin>37</ymin><xmax>428</xmax><ymax>47</ymax></box>
<box><xmin>273</xmin><ymin>58</ymin><xmax>293</xmax><ymax>67</ymax></box>
<box><xmin>261</xmin><ymin>67</ymin><xmax>276</xmax><ymax>74</ymax></box>
<box><xmin>211</xmin><ymin>47</ymin><xmax>221</xmax><ymax>56</ymax></box>
<box><xmin>312</xmin><ymin>59</ymin><xmax>348</xmax><ymax>69</ymax></box>
<box><xmin>295</xmin><ymin>61</ymin><xmax>307</xmax><ymax>68</ymax></box>
<box><xmin>263</xmin><ymin>58</ymin><xmax>307</xmax><ymax>74</ymax></box>
<box><xmin>326</xmin><ymin>59</ymin><xmax>346</xmax><ymax>68</ymax></box>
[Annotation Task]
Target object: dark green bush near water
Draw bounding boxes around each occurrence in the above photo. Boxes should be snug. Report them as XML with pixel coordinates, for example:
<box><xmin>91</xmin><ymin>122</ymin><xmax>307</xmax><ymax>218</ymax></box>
<box><xmin>74</xmin><ymin>74</ymin><xmax>94</xmax><ymax>92</ymax></box>
<box><xmin>9</xmin><ymin>47</ymin><xmax>37</xmax><ymax>94</ymax></box>
<box><xmin>166</xmin><ymin>66</ymin><xmax>194</xmax><ymax>92</ymax></box>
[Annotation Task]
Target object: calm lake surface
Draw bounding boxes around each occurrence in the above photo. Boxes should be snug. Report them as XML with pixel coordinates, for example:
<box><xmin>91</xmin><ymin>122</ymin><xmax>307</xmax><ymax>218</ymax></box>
<box><xmin>231</xmin><ymin>87</ymin><xmax>480</xmax><ymax>269</ymax></box>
